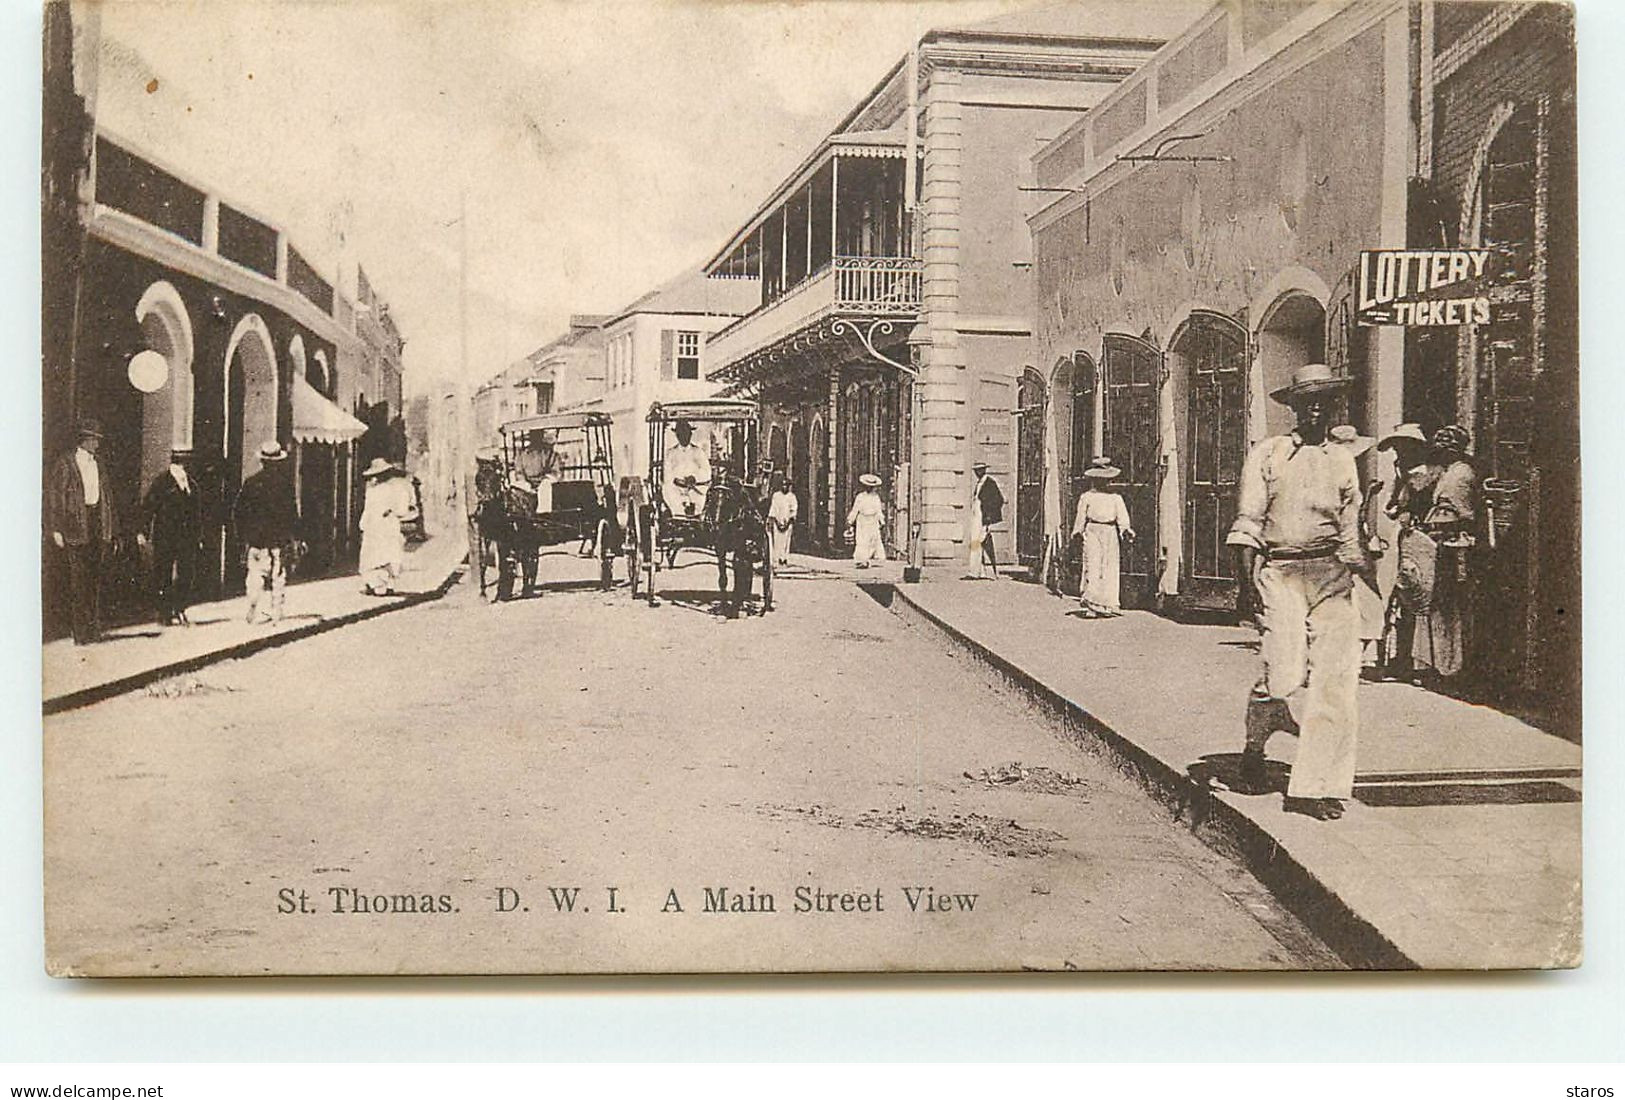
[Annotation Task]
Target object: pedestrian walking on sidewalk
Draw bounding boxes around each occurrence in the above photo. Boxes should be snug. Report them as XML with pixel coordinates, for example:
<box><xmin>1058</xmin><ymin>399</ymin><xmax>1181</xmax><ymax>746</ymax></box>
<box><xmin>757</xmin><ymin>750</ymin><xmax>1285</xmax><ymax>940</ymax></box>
<box><xmin>1070</xmin><ymin>456</ymin><xmax>1134</xmax><ymax>616</ymax></box>
<box><xmin>1376</xmin><ymin>423</ymin><xmax>1436</xmax><ymax>682</ymax></box>
<box><xmin>45</xmin><ymin>418</ymin><xmax>117</xmax><ymax>644</ymax></box>
<box><xmin>767</xmin><ymin>472</ymin><xmax>798</xmax><ymax>567</ymax></box>
<box><xmin>966</xmin><ymin>462</ymin><xmax>1005</xmax><ymax>579</ymax></box>
<box><xmin>359</xmin><ymin>458</ymin><xmax>416</xmax><ymax>596</ymax></box>
<box><xmin>1227</xmin><ymin>363</ymin><xmax>1376</xmax><ymax>821</ymax></box>
<box><xmin>1416</xmin><ymin>424</ymin><xmax>1480</xmax><ymax>687</ymax></box>
<box><xmin>235</xmin><ymin>441</ymin><xmax>301</xmax><ymax>625</ymax></box>
<box><xmin>138</xmin><ymin>446</ymin><xmax>202</xmax><ymax>626</ymax></box>
<box><xmin>847</xmin><ymin>473</ymin><xmax>887</xmax><ymax>568</ymax></box>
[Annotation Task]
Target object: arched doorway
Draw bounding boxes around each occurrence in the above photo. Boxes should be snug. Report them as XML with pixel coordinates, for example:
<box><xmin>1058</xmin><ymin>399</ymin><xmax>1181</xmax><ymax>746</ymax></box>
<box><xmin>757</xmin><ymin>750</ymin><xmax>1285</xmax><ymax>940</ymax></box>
<box><xmin>1015</xmin><ymin>367</ymin><xmax>1047</xmax><ymax>568</ymax></box>
<box><xmin>134</xmin><ymin>281</ymin><xmax>195</xmax><ymax>488</ymax></box>
<box><xmin>1170</xmin><ymin>311</ymin><xmax>1248</xmax><ymax>610</ymax></box>
<box><xmin>1101</xmin><ymin>334</ymin><xmax>1160</xmax><ymax>608</ymax></box>
<box><xmin>226</xmin><ymin>315</ymin><xmax>279</xmax><ymax>485</ymax></box>
<box><xmin>790</xmin><ymin>420</ymin><xmax>809</xmax><ymax>549</ymax></box>
<box><xmin>768</xmin><ymin>423</ymin><xmax>788</xmax><ymax>479</ymax></box>
<box><xmin>1046</xmin><ymin>353</ymin><xmax>1094</xmax><ymax>595</ymax></box>
<box><xmin>222</xmin><ymin>314</ymin><xmax>278</xmax><ymax>593</ymax></box>
<box><xmin>810</xmin><ymin>416</ymin><xmax>828</xmax><ymax>547</ymax></box>
<box><xmin>1256</xmin><ymin>292</ymin><xmax>1328</xmax><ymax>439</ymax></box>
<box><xmin>1465</xmin><ymin>101</ymin><xmax>1558</xmax><ymax>698</ymax></box>
<box><xmin>1066</xmin><ymin>351</ymin><xmax>1097</xmax><ymax>520</ymax></box>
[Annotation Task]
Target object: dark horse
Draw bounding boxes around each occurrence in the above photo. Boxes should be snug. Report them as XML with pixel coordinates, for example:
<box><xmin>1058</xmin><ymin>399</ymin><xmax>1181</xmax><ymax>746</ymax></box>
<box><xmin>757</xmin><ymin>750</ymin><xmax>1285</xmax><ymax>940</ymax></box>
<box><xmin>705</xmin><ymin>469</ymin><xmax>770</xmax><ymax>618</ymax></box>
<box><xmin>471</xmin><ymin>457</ymin><xmax>539</xmax><ymax>600</ymax></box>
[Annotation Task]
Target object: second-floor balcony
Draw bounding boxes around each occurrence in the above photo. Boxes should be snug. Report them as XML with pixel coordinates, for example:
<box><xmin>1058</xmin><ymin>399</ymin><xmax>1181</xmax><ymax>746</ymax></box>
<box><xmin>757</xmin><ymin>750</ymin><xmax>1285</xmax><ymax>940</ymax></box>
<box><xmin>705</xmin><ymin>254</ymin><xmax>921</xmax><ymax>380</ymax></box>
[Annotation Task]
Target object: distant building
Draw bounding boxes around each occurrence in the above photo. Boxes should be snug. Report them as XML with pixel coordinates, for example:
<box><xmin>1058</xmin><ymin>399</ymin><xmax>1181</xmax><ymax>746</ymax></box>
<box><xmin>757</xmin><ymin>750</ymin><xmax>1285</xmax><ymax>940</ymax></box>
<box><xmin>702</xmin><ymin>4</ymin><xmax>1197</xmax><ymax>561</ymax></box>
<box><xmin>473</xmin><ymin>357</ymin><xmax>545</xmax><ymax>451</ymax></box>
<box><xmin>562</xmin><ymin>269</ymin><xmax>758</xmax><ymax>483</ymax></box>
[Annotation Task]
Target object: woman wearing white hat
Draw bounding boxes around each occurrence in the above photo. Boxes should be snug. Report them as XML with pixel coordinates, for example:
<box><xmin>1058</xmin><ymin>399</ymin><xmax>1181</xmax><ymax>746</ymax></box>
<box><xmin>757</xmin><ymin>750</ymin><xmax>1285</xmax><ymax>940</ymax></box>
<box><xmin>846</xmin><ymin>473</ymin><xmax>887</xmax><ymax>568</ymax></box>
<box><xmin>359</xmin><ymin>458</ymin><xmax>415</xmax><ymax>595</ymax></box>
<box><xmin>1070</xmin><ymin>457</ymin><xmax>1134</xmax><ymax>617</ymax></box>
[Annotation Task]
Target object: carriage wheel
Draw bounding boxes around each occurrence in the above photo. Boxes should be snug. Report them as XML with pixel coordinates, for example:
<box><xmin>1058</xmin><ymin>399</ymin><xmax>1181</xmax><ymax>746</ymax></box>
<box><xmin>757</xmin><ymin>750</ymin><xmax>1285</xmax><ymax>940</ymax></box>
<box><xmin>646</xmin><ymin>515</ymin><xmax>660</xmax><ymax>605</ymax></box>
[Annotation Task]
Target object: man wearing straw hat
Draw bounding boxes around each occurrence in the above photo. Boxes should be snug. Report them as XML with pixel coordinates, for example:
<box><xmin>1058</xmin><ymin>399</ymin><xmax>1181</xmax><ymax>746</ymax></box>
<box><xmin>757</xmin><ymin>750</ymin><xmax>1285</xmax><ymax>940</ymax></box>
<box><xmin>966</xmin><ymin>461</ymin><xmax>1006</xmax><ymax>579</ymax></box>
<box><xmin>137</xmin><ymin>446</ymin><xmax>203</xmax><ymax>627</ymax></box>
<box><xmin>234</xmin><ymin>441</ymin><xmax>301</xmax><ymax>624</ymax></box>
<box><xmin>1226</xmin><ymin>364</ymin><xmax>1375</xmax><ymax>820</ymax></box>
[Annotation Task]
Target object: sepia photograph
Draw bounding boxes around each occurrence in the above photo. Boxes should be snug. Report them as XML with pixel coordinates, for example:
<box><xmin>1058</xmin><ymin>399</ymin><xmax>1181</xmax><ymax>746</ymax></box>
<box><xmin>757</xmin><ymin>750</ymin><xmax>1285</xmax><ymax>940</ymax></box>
<box><xmin>39</xmin><ymin>0</ymin><xmax>1581</xmax><ymax>977</ymax></box>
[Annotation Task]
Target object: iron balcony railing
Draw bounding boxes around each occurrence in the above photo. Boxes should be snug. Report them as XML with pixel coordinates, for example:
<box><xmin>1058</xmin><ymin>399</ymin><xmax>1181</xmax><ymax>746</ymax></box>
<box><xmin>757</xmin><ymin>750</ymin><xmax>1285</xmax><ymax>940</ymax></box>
<box><xmin>831</xmin><ymin>255</ymin><xmax>922</xmax><ymax>313</ymax></box>
<box><xmin>706</xmin><ymin>254</ymin><xmax>922</xmax><ymax>373</ymax></box>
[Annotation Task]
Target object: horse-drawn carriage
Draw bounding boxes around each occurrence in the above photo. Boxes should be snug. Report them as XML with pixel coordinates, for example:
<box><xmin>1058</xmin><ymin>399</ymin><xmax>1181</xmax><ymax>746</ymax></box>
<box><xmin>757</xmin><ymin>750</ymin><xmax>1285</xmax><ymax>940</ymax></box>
<box><xmin>623</xmin><ymin>399</ymin><xmax>774</xmax><ymax>614</ymax></box>
<box><xmin>470</xmin><ymin>410</ymin><xmax>619</xmax><ymax>600</ymax></box>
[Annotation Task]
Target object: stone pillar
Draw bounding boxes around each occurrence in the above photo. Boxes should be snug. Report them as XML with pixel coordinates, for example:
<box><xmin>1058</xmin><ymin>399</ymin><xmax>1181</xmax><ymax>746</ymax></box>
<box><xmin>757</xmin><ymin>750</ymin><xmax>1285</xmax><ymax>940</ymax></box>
<box><xmin>1372</xmin><ymin>5</ymin><xmax>1412</xmax><ymax>598</ymax></box>
<box><xmin>826</xmin><ymin>366</ymin><xmax>840</xmax><ymax>543</ymax></box>
<box><xmin>915</xmin><ymin>68</ymin><xmax>968</xmax><ymax>566</ymax></box>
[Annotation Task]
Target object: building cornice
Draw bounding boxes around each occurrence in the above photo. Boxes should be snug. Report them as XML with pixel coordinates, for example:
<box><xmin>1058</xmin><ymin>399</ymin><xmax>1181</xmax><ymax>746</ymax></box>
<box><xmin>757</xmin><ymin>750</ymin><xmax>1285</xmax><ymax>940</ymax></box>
<box><xmin>89</xmin><ymin>205</ymin><xmax>360</xmax><ymax>352</ymax></box>
<box><xmin>706</xmin><ymin>31</ymin><xmax>1168</xmax><ymax>275</ymax></box>
<box><xmin>1030</xmin><ymin>0</ymin><xmax>1403</xmax><ymax>234</ymax></box>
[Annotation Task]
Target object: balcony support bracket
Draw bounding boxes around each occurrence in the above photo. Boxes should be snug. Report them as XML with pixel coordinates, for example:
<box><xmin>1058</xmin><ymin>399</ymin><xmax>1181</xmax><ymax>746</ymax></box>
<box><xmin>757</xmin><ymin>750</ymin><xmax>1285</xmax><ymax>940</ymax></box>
<box><xmin>831</xmin><ymin>318</ymin><xmax>916</xmax><ymax>376</ymax></box>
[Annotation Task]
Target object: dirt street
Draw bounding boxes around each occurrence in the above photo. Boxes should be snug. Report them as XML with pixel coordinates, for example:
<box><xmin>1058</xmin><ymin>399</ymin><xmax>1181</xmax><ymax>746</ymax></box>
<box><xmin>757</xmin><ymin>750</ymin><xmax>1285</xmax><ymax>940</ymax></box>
<box><xmin>45</xmin><ymin>556</ymin><xmax>1340</xmax><ymax>974</ymax></box>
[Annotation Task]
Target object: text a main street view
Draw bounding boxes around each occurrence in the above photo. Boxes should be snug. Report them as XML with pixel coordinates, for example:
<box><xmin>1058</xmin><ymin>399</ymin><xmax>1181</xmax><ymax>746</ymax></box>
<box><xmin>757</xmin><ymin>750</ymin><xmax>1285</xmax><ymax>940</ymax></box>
<box><xmin>40</xmin><ymin>0</ymin><xmax>1580</xmax><ymax>974</ymax></box>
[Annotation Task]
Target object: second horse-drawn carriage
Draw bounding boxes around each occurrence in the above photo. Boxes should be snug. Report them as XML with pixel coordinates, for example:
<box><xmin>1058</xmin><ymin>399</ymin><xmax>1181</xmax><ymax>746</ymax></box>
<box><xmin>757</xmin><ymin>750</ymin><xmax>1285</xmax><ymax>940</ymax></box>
<box><xmin>623</xmin><ymin>399</ymin><xmax>774</xmax><ymax>614</ymax></box>
<box><xmin>471</xmin><ymin>410</ymin><xmax>619</xmax><ymax>600</ymax></box>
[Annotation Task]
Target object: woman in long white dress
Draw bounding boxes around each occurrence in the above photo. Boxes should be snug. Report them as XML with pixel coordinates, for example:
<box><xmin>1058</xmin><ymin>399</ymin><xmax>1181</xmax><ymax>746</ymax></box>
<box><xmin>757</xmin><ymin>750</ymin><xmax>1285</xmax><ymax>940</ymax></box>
<box><xmin>359</xmin><ymin>459</ymin><xmax>416</xmax><ymax>596</ymax></box>
<box><xmin>767</xmin><ymin>473</ymin><xmax>798</xmax><ymax>566</ymax></box>
<box><xmin>846</xmin><ymin>473</ymin><xmax>887</xmax><ymax>568</ymax></box>
<box><xmin>1071</xmin><ymin>456</ymin><xmax>1134</xmax><ymax>617</ymax></box>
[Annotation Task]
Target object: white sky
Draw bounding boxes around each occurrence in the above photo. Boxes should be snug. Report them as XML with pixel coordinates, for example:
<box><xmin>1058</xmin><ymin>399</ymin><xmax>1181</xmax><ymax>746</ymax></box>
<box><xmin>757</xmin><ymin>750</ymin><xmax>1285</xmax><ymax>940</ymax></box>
<box><xmin>89</xmin><ymin>0</ymin><xmax>1044</xmax><ymax>393</ymax></box>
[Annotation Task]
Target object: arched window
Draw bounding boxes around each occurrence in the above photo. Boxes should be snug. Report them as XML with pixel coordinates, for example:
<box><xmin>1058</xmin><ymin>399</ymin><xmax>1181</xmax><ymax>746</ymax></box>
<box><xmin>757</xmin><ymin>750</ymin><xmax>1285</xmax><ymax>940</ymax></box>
<box><xmin>310</xmin><ymin>349</ymin><xmax>331</xmax><ymax>395</ymax></box>
<box><xmin>224</xmin><ymin>313</ymin><xmax>279</xmax><ymax>482</ymax></box>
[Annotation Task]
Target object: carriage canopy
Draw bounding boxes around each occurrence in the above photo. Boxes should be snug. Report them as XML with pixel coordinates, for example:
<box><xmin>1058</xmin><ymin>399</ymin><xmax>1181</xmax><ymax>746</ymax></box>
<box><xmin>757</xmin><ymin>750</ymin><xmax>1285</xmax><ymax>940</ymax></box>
<box><xmin>645</xmin><ymin>399</ymin><xmax>759</xmax><ymax>425</ymax></box>
<box><xmin>500</xmin><ymin>410</ymin><xmax>616</xmax><ymax>436</ymax></box>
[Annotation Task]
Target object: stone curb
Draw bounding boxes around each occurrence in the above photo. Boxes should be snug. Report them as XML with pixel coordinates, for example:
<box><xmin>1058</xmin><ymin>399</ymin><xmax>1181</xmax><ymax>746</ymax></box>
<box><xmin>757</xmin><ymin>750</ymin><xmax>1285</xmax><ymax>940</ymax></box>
<box><xmin>881</xmin><ymin>581</ymin><xmax>1417</xmax><ymax>971</ymax></box>
<box><xmin>43</xmin><ymin>555</ymin><xmax>467</xmax><ymax>716</ymax></box>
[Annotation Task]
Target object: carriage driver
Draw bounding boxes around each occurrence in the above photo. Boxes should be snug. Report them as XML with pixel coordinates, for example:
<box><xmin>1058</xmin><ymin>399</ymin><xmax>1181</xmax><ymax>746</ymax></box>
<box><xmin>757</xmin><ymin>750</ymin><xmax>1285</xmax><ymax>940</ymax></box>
<box><xmin>515</xmin><ymin>428</ymin><xmax>566</xmax><ymax>514</ymax></box>
<box><xmin>664</xmin><ymin>420</ymin><xmax>711</xmax><ymax>518</ymax></box>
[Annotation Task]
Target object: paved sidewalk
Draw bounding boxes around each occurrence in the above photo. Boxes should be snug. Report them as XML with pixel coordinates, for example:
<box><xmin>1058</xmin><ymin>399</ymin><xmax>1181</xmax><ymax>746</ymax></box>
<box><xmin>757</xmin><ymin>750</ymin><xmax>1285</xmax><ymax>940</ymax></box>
<box><xmin>891</xmin><ymin>576</ymin><xmax>1581</xmax><ymax>969</ymax></box>
<box><xmin>43</xmin><ymin>533</ymin><xmax>468</xmax><ymax>713</ymax></box>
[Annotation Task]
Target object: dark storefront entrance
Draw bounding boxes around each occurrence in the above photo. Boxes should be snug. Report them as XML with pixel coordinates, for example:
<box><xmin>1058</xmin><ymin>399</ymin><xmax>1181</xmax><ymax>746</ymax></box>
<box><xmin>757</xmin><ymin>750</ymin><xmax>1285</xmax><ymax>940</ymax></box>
<box><xmin>1101</xmin><ymin>334</ymin><xmax>1160</xmax><ymax>609</ymax></box>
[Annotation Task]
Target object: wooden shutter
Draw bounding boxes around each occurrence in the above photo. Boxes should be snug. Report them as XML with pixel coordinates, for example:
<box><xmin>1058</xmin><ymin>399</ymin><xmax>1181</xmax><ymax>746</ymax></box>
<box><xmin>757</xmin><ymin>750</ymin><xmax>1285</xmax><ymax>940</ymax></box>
<box><xmin>659</xmin><ymin>330</ymin><xmax>675</xmax><ymax>381</ymax></box>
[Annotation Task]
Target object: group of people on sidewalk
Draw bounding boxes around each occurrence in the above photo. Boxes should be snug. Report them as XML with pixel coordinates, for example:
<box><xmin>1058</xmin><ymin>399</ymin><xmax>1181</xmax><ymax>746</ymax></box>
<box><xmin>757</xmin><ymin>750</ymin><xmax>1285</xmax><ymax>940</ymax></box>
<box><xmin>1026</xmin><ymin>362</ymin><xmax>1485</xmax><ymax>822</ymax></box>
<box><xmin>46</xmin><ymin>420</ymin><xmax>418</xmax><ymax>644</ymax></box>
<box><xmin>1227</xmin><ymin>364</ymin><xmax>1482</xmax><ymax>821</ymax></box>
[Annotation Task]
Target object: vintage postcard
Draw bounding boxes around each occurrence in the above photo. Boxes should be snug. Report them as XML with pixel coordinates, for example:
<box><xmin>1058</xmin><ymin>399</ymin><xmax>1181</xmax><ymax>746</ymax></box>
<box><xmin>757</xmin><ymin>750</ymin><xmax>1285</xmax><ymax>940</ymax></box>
<box><xmin>41</xmin><ymin>0</ymin><xmax>1580</xmax><ymax>975</ymax></box>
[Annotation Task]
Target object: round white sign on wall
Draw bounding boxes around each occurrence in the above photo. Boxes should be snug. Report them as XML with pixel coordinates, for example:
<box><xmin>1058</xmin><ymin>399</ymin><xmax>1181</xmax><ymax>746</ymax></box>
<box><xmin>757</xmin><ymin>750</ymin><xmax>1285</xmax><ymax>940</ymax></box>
<box><xmin>128</xmin><ymin>349</ymin><xmax>169</xmax><ymax>393</ymax></box>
